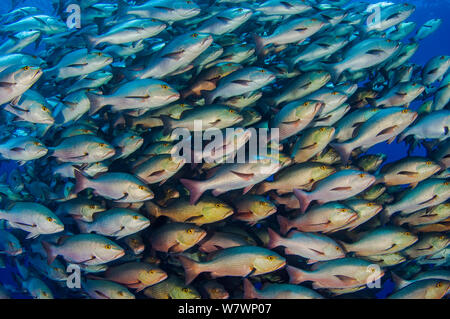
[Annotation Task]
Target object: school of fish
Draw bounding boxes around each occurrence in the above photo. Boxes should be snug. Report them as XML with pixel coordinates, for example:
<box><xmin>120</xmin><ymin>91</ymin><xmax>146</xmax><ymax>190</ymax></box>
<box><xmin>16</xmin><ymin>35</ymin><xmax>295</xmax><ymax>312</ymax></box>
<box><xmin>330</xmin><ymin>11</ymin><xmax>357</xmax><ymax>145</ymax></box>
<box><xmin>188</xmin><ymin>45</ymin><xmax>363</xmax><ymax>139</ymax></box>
<box><xmin>0</xmin><ymin>0</ymin><xmax>448</xmax><ymax>299</ymax></box>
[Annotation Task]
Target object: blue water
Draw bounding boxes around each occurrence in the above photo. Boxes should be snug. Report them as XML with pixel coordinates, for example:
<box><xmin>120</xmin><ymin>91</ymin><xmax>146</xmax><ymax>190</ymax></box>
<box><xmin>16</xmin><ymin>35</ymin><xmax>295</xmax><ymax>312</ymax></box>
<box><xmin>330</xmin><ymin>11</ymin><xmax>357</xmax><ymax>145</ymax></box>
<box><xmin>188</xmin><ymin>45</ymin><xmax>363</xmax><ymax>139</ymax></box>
<box><xmin>0</xmin><ymin>0</ymin><xmax>449</xmax><ymax>299</ymax></box>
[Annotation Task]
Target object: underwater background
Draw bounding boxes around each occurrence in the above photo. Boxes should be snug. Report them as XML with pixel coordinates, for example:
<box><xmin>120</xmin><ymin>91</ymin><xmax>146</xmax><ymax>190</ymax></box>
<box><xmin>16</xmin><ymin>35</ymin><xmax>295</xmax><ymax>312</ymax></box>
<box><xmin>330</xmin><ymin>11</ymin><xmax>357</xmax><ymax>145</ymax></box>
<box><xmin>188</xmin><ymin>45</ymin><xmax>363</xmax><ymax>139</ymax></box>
<box><xmin>0</xmin><ymin>0</ymin><xmax>448</xmax><ymax>299</ymax></box>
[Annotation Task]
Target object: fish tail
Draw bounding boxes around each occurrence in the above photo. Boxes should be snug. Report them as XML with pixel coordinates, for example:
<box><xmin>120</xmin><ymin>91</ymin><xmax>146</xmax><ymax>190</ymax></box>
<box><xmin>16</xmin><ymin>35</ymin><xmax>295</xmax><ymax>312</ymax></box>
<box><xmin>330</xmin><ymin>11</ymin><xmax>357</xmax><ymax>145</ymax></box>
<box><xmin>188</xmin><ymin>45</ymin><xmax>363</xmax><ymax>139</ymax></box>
<box><xmin>75</xmin><ymin>219</ymin><xmax>90</xmax><ymax>233</ymax></box>
<box><xmin>144</xmin><ymin>201</ymin><xmax>162</xmax><ymax>218</ymax></box>
<box><xmin>277</xmin><ymin>215</ymin><xmax>291</xmax><ymax>235</ymax></box>
<box><xmin>243</xmin><ymin>279</ymin><xmax>258</xmax><ymax>299</ymax></box>
<box><xmin>252</xmin><ymin>33</ymin><xmax>265</xmax><ymax>55</ymax></box>
<box><xmin>160</xmin><ymin>115</ymin><xmax>174</xmax><ymax>136</ymax></box>
<box><xmin>391</xmin><ymin>272</ymin><xmax>410</xmax><ymax>290</ymax></box>
<box><xmin>73</xmin><ymin>169</ymin><xmax>90</xmax><ymax>194</ymax></box>
<box><xmin>267</xmin><ymin>227</ymin><xmax>282</xmax><ymax>249</ymax></box>
<box><xmin>286</xmin><ymin>265</ymin><xmax>307</xmax><ymax>284</ymax></box>
<box><xmin>41</xmin><ymin>241</ymin><xmax>57</xmax><ymax>265</ymax></box>
<box><xmin>330</xmin><ymin>142</ymin><xmax>352</xmax><ymax>165</ymax></box>
<box><xmin>86</xmin><ymin>92</ymin><xmax>105</xmax><ymax>116</ymax></box>
<box><xmin>293</xmin><ymin>188</ymin><xmax>311</xmax><ymax>213</ymax></box>
<box><xmin>180</xmin><ymin>178</ymin><xmax>205</xmax><ymax>205</ymax></box>
<box><xmin>178</xmin><ymin>255</ymin><xmax>202</xmax><ymax>285</ymax></box>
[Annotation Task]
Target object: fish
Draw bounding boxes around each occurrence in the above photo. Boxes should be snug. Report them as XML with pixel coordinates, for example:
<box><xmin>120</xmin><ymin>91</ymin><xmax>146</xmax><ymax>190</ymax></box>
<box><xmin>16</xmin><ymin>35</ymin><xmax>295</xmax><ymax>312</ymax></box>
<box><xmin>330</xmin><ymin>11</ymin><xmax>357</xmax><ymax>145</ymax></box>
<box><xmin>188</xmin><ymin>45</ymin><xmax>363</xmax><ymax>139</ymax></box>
<box><xmin>178</xmin><ymin>246</ymin><xmax>286</xmax><ymax>284</ymax></box>
<box><xmin>0</xmin><ymin>0</ymin><xmax>449</xmax><ymax>301</ymax></box>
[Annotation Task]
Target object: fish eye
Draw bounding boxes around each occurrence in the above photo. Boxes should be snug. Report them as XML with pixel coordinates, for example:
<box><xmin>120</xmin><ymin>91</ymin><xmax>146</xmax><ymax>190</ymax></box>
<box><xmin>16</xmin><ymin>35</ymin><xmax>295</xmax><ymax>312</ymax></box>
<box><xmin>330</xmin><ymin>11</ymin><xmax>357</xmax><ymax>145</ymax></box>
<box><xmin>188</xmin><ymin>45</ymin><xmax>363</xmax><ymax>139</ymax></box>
<box><xmin>23</xmin><ymin>66</ymin><xmax>30</xmax><ymax>71</ymax></box>
<box><xmin>303</xmin><ymin>102</ymin><xmax>309</xmax><ymax>106</ymax></box>
<box><xmin>179</xmin><ymin>103</ymin><xmax>185</xmax><ymax>107</ymax></box>
<box><xmin>404</xmin><ymin>232</ymin><xmax>411</xmax><ymax>236</ymax></box>
<box><xmin>182</xmin><ymin>288</ymin><xmax>190</xmax><ymax>293</ymax></box>
<box><xmin>148</xmin><ymin>270</ymin><xmax>155</xmax><ymax>274</ymax></box>
<box><xmin>266</xmin><ymin>256</ymin><xmax>275</xmax><ymax>261</ymax></box>
<box><xmin>367</xmin><ymin>202</ymin><xmax>374</xmax><ymax>207</ymax></box>
<box><xmin>33</xmin><ymin>142</ymin><xmax>40</xmax><ymax>146</ymax></box>
<box><xmin>89</xmin><ymin>205</ymin><xmax>95</xmax><ymax>209</ymax></box>
<box><xmin>131</xmin><ymin>239</ymin><xmax>138</xmax><ymax>244</ymax></box>
<box><xmin>332</xmin><ymin>92</ymin><xmax>338</xmax><ymax>95</ymax></box>
<box><xmin>335</xmin><ymin>247</ymin><xmax>341</xmax><ymax>251</ymax></box>
<box><xmin>319</xmin><ymin>127</ymin><xmax>326</xmax><ymax>132</ymax></box>
<box><xmin>259</xmin><ymin>69</ymin><xmax>266</xmax><ymax>73</ymax></box>
<box><xmin>312</xmin><ymin>18</ymin><xmax>317</xmax><ymax>21</ymax></box>
<box><xmin>130</xmin><ymin>135</ymin><xmax>136</xmax><ymax>139</ymax></box>
<box><xmin>439</xmin><ymin>235</ymin><xmax>445</xmax><ymax>240</ymax></box>
<box><xmin>186</xmin><ymin>0</ymin><xmax>192</xmax><ymax>3</ymax></box>
<box><xmin>105</xmin><ymin>244</ymin><xmax>112</xmax><ymax>249</ymax></box>
<box><xmin>41</xmin><ymin>105</ymin><xmax>48</xmax><ymax>111</ymax></box>
<box><xmin>426</xmin><ymin>161</ymin><xmax>432</xmax><ymax>165</ymax></box>
<box><xmin>215</xmin><ymin>203</ymin><xmax>222</xmax><ymax>208</ymax></box>
<box><xmin>187</xmin><ymin>228</ymin><xmax>194</xmax><ymax>234</ymax></box>
<box><xmin>228</xmin><ymin>109</ymin><xmax>235</xmax><ymax>113</ymax></box>
<box><xmin>99</xmin><ymin>143</ymin><xmax>106</xmax><ymax>147</ymax></box>
<box><xmin>436</xmin><ymin>282</ymin><xmax>443</xmax><ymax>288</ymax></box>
<box><xmin>401</xmin><ymin>109</ymin><xmax>409</xmax><ymax>114</ymax></box>
<box><xmin>47</xmin><ymin>217</ymin><xmax>53</xmax><ymax>222</ymax></box>
<box><xmin>359</xmin><ymin>173</ymin><xmax>366</xmax><ymax>178</ymax></box>
<box><xmin>339</xmin><ymin>209</ymin><xmax>349</xmax><ymax>213</ymax></box>
<box><xmin>138</xmin><ymin>185</ymin><xmax>145</xmax><ymax>190</ymax></box>
<box><xmin>96</xmin><ymin>52</ymin><xmax>103</xmax><ymax>56</ymax></box>
<box><xmin>191</xmin><ymin>33</ymin><xmax>198</xmax><ymax>38</ymax></box>
<box><xmin>151</xmin><ymin>18</ymin><xmax>157</xmax><ymax>22</ymax></box>
<box><xmin>133</xmin><ymin>215</ymin><xmax>139</xmax><ymax>220</ymax></box>
<box><xmin>117</xmin><ymin>291</ymin><xmax>124</xmax><ymax>296</ymax></box>
<box><xmin>444</xmin><ymin>181</ymin><xmax>449</xmax><ymax>186</ymax></box>
<box><xmin>161</xmin><ymin>84</ymin><xmax>168</xmax><ymax>89</ymax></box>
<box><xmin>320</xmin><ymin>165</ymin><xmax>327</xmax><ymax>170</ymax></box>
<box><xmin>42</xmin><ymin>291</ymin><xmax>48</xmax><ymax>297</ymax></box>
<box><xmin>163</xmin><ymin>143</ymin><xmax>169</xmax><ymax>147</ymax></box>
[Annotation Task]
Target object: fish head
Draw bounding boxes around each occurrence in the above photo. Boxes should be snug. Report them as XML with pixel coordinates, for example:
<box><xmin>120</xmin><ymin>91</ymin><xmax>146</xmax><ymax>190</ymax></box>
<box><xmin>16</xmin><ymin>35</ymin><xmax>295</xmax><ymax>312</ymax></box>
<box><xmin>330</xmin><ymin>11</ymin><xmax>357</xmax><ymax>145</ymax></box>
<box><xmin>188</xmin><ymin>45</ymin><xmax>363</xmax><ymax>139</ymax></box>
<box><xmin>425</xmin><ymin>280</ymin><xmax>450</xmax><ymax>299</ymax></box>
<box><xmin>330</xmin><ymin>206</ymin><xmax>358</xmax><ymax>226</ymax></box>
<box><xmin>202</xmin><ymin>200</ymin><xmax>234</xmax><ymax>222</ymax></box>
<box><xmin>323</xmin><ymin>242</ymin><xmax>346</xmax><ymax>259</ymax></box>
<box><xmin>172</xmin><ymin>284</ymin><xmax>201</xmax><ymax>299</ymax></box>
<box><xmin>90</xmin><ymin>140</ymin><xmax>116</xmax><ymax>161</ymax></box>
<box><xmin>174</xmin><ymin>0</ymin><xmax>201</xmax><ymax>19</ymax></box>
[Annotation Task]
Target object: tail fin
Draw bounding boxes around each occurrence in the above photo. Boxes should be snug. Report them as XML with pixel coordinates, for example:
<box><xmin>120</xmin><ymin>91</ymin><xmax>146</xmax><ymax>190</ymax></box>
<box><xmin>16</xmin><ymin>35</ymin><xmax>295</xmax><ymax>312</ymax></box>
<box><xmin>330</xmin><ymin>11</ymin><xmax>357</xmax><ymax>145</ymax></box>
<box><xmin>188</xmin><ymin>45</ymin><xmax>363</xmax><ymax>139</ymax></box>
<box><xmin>73</xmin><ymin>169</ymin><xmax>91</xmax><ymax>194</ymax></box>
<box><xmin>277</xmin><ymin>215</ymin><xmax>291</xmax><ymax>235</ymax></box>
<box><xmin>252</xmin><ymin>33</ymin><xmax>266</xmax><ymax>55</ymax></box>
<box><xmin>366</xmin><ymin>97</ymin><xmax>378</xmax><ymax>107</ymax></box>
<box><xmin>330</xmin><ymin>142</ymin><xmax>353</xmax><ymax>165</ymax></box>
<box><xmin>144</xmin><ymin>201</ymin><xmax>162</xmax><ymax>218</ymax></box>
<box><xmin>267</xmin><ymin>227</ymin><xmax>283</xmax><ymax>249</ymax></box>
<box><xmin>391</xmin><ymin>272</ymin><xmax>410</xmax><ymax>290</ymax></box>
<box><xmin>180</xmin><ymin>178</ymin><xmax>206</xmax><ymax>205</ymax></box>
<box><xmin>86</xmin><ymin>92</ymin><xmax>105</xmax><ymax>116</ymax></box>
<box><xmin>243</xmin><ymin>279</ymin><xmax>258</xmax><ymax>299</ymax></box>
<box><xmin>41</xmin><ymin>241</ymin><xmax>57</xmax><ymax>265</ymax></box>
<box><xmin>286</xmin><ymin>265</ymin><xmax>307</xmax><ymax>284</ymax></box>
<box><xmin>178</xmin><ymin>255</ymin><xmax>203</xmax><ymax>285</ymax></box>
<box><xmin>293</xmin><ymin>188</ymin><xmax>311</xmax><ymax>213</ymax></box>
<box><xmin>337</xmin><ymin>240</ymin><xmax>352</xmax><ymax>253</ymax></box>
<box><xmin>160</xmin><ymin>115</ymin><xmax>174</xmax><ymax>136</ymax></box>
<box><xmin>203</xmin><ymin>90</ymin><xmax>215</xmax><ymax>105</ymax></box>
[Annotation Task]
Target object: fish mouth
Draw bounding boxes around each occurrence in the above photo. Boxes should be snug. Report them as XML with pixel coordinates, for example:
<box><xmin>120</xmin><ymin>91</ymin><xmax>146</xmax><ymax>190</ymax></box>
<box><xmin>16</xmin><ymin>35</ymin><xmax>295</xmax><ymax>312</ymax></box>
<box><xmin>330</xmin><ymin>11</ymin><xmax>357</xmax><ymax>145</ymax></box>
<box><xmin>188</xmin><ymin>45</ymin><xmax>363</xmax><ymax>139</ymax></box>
<box><xmin>114</xmin><ymin>250</ymin><xmax>125</xmax><ymax>260</ymax></box>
